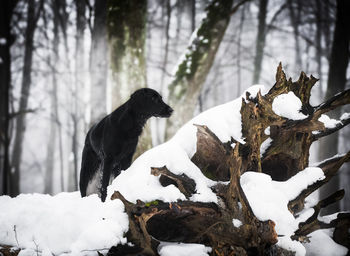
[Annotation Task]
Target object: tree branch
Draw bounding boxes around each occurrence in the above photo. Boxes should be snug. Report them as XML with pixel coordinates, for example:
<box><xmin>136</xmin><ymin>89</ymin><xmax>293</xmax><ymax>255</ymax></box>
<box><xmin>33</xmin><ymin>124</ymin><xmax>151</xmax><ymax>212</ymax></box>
<box><xmin>288</xmin><ymin>152</ymin><xmax>350</xmax><ymax>214</ymax></box>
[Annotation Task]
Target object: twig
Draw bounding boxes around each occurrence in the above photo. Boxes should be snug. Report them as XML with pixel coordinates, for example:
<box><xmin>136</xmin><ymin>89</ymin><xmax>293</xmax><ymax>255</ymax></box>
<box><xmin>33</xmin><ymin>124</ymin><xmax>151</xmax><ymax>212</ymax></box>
<box><xmin>13</xmin><ymin>225</ymin><xmax>19</xmax><ymax>247</ymax></box>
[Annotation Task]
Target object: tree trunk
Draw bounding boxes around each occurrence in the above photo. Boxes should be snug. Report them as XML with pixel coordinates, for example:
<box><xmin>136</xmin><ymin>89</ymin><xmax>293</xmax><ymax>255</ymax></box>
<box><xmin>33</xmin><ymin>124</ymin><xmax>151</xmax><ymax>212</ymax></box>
<box><xmin>165</xmin><ymin>0</ymin><xmax>238</xmax><ymax>139</ymax></box>
<box><xmin>252</xmin><ymin>0</ymin><xmax>268</xmax><ymax>84</ymax></box>
<box><xmin>107</xmin><ymin>0</ymin><xmax>150</xmax><ymax>158</ymax></box>
<box><xmin>0</xmin><ymin>0</ymin><xmax>17</xmax><ymax>195</ymax></box>
<box><xmin>236</xmin><ymin>4</ymin><xmax>246</xmax><ymax>97</ymax></box>
<box><xmin>44</xmin><ymin>78</ymin><xmax>57</xmax><ymax>194</ymax></box>
<box><xmin>11</xmin><ymin>0</ymin><xmax>42</xmax><ymax>196</ymax></box>
<box><xmin>319</xmin><ymin>0</ymin><xmax>350</xmax><ymax>215</ymax></box>
<box><xmin>154</xmin><ymin>0</ymin><xmax>172</xmax><ymax>146</ymax></box>
<box><xmin>67</xmin><ymin>0</ymin><xmax>86</xmax><ymax>192</ymax></box>
<box><xmin>287</xmin><ymin>0</ymin><xmax>302</xmax><ymax>69</ymax></box>
<box><xmin>315</xmin><ymin>0</ymin><xmax>323</xmax><ymax>91</ymax></box>
<box><xmin>89</xmin><ymin>0</ymin><xmax>108</xmax><ymax>124</ymax></box>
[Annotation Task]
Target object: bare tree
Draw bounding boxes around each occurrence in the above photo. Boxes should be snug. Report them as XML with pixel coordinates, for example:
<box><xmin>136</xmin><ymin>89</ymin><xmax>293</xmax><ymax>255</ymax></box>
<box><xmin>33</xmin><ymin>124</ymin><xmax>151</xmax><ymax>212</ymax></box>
<box><xmin>287</xmin><ymin>0</ymin><xmax>302</xmax><ymax>68</ymax></box>
<box><xmin>11</xmin><ymin>0</ymin><xmax>43</xmax><ymax>196</ymax></box>
<box><xmin>0</xmin><ymin>0</ymin><xmax>18</xmax><ymax>195</ymax></box>
<box><xmin>165</xmin><ymin>0</ymin><xmax>246</xmax><ymax>138</ymax></box>
<box><xmin>89</xmin><ymin>0</ymin><xmax>108</xmax><ymax>124</ymax></box>
<box><xmin>252</xmin><ymin>0</ymin><xmax>268</xmax><ymax>84</ymax></box>
<box><xmin>319</xmin><ymin>0</ymin><xmax>350</xmax><ymax>215</ymax></box>
<box><xmin>67</xmin><ymin>0</ymin><xmax>86</xmax><ymax>192</ymax></box>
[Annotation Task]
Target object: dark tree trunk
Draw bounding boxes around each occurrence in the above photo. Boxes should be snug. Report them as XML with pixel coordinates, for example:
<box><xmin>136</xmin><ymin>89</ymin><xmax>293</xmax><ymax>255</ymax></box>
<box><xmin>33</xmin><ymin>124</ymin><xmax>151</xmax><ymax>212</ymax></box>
<box><xmin>287</xmin><ymin>0</ymin><xmax>302</xmax><ymax>68</ymax></box>
<box><xmin>319</xmin><ymin>0</ymin><xmax>350</xmax><ymax>215</ymax></box>
<box><xmin>89</xmin><ymin>0</ymin><xmax>108</xmax><ymax>124</ymax></box>
<box><xmin>315</xmin><ymin>0</ymin><xmax>323</xmax><ymax>91</ymax></box>
<box><xmin>0</xmin><ymin>0</ymin><xmax>17</xmax><ymax>195</ymax></box>
<box><xmin>11</xmin><ymin>0</ymin><xmax>42</xmax><ymax>196</ymax></box>
<box><xmin>252</xmin><ymin>0</ymin><xmax>268</xmax><ymax>84</ymax></box>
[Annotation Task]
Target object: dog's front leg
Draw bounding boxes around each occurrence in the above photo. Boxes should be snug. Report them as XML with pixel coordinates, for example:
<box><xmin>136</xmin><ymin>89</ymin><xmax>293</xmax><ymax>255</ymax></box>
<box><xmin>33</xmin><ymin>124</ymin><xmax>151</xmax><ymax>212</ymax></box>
<box><xmin>100</xmin><ymin>156</ymin><xmax>113</xmax><ymax>202</ymax></box>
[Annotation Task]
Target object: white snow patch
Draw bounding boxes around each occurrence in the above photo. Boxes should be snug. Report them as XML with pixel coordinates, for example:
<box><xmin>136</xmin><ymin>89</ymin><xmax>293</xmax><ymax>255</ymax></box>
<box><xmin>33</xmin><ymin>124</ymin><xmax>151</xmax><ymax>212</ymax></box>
<box><xmin>264</xmin><ymin>126</ymin><xmax>271</xmax><ymax>135</ymax></box>
<box><xmin>304</xmin><ymin>229</ymin><xmax>348</xmax><ymax>256</ymax></box>
<box><xmin>158</xmin><ymin>242</ymin><xmax>212</xmax><ymax>256</ymax></box>
<box><xmin>232</xmin><ymin>219</ymin><xmax>243</xmax><ymax>228</ymax></box>
<box><xmin>0</xmin><ymin>38</ymin><xmax>6</xmax><ymax>45</ymax></box>
<box><xmin>318</xmin><ymin>114</ymin><xmax>341</xmax><ymax>129</ymax></box>
<box><xmin>260</xmin><ymin>137</ymin><xmax>272</xmax><ymax>157</ymax></box>
<box><xmin>0</xmin><ymin>193</ymin><xmax>128</xmax><ymax>255</ymax></box>
<box><xmin>318</xmin><ymin>213</ymin><xmax>340</xmax><ymax>224</ymax></box>
<box><xmin>277</xmin><ymin>238</ymin><xmax>306</xmax><ymax>256</ymax></box>
<box><xmin>240</xmin><ymin>167</ymin><xmax>325</xmax><ymax>255</ymax></box>
<box><xmin>340</xmin><ymin>112</ymin><xmax>350</xmax><ymax>120</ymax></box>
<box><xmin>272</xmin><ymin>92</ymin><xmax>308</xmax><ymax>120</ymax></box>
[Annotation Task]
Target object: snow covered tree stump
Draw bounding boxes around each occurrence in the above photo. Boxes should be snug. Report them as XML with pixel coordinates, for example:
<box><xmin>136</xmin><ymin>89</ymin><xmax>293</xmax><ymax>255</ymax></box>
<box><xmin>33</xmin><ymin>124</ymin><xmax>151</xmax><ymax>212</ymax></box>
<box><xmin>107</xmin><ymin>64</ymin><xmax>350</xmax><ymax>256</ymax></box>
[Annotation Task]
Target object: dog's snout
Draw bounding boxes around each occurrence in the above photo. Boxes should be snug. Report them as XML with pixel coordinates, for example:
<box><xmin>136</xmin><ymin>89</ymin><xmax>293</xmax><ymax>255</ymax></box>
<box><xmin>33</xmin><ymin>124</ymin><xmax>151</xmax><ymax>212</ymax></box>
<box><xmin>168</xmin><ymin>106</ymin><xmax>174</xmax><ymax>115</ymax></box>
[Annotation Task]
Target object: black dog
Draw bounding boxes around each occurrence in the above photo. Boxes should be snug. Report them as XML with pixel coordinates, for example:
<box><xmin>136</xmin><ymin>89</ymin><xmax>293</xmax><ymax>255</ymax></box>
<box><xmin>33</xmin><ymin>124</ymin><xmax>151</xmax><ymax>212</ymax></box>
<box><xmin>79</xmin><ymin>88</ymin><xmax>173</xmax><ymax>202</ymax></box>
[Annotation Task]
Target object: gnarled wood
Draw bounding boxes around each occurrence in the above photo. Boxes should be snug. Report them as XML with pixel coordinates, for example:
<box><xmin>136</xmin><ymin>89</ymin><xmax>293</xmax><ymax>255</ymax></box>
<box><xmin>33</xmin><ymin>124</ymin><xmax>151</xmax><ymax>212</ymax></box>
<box><xmin>105</xmin><ymin>65</ymin><xmax>350</xmax><ymax>255</ymax></box>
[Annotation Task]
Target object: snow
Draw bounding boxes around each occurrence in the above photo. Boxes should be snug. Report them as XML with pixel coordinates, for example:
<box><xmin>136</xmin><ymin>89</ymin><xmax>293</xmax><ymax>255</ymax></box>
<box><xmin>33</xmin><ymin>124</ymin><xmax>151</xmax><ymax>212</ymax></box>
<box><xmin>158</xmin><ymin>242</ymin><xmax>212</xmax><ymax>256</ymax></box>
<box><xmin>304</xmin><ymin>229</ymin><xmax>348</xmax><ymax>256</ymax></box>
<box><xmin>260</xmin><ymin>137</ymin><xmax>272</xmax><ymax>157</ymax></box>
<box><xmin>0</xmin><ymin>38</ymin><xmax>6</xmax><ymax>45</ymax></box>
<box><xmin>240</xmin><ymin>167</ymin><xmax>326</xmax><ymax>255</ymax></box>
<box><xmin>340</xmin><ymin>112</ymin><xmax>350</xmax><ymax>120</ymax></box>
<box><xmin>272</xmin><ymin>92</ymin><xmax>308</xmax><ymax>120</ymax></box>
<box><xmin>318</xmin><ymin>114</ymin><xmax>341</xmax><ymax>129</ymax></box>
<box><xmin>232</xmin><ymin>219</ymin><xmax>243</xmax><ymax>228</ymax></box>
<box><xmin>107</xmin><ymin>85</ymin><xmax>268</xmax><ymax>204</ymax></box>
<box><xmin>0</xmin><ymin>193</ymin><xmax>128</xmax><ymax>255</ymax></box>
<box><xmin>0</xmin><ymin>84</ymin><xmax>347</xmax><ymax>255</ymax></box>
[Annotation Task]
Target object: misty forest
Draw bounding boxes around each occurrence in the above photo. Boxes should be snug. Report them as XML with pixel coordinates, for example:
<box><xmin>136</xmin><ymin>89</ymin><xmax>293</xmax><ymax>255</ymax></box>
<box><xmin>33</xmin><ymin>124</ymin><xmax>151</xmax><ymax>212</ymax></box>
<box><xmin>0</xmin><ymin>0</ymin><xmax>350</xmax><ymax>255</ymax></box>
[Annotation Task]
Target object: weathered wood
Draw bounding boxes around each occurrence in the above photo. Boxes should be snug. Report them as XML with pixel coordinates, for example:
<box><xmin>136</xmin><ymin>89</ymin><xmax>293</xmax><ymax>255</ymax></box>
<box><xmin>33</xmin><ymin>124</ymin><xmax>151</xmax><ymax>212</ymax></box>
<box><xmin>151</xmin><ymin>166</ymin><xmax>196</xmax><ymax>198</ymax></box>
<box><xmin>0</xmin><ymin>246</ymin><xmax>20</xmax><ymax>256</ymax></box>
<box><xmin>288</xmin><ymin>151</ymin><xmax>350</xmax><ymax>214</ymax></box>
<box><xmin>106</xmin><ymin>65</ymin><xmax>350</xmax><ymax>255</ymax></box>
<box><xmin>191</xmin><ymin>124</ymin><xmax>231</xmax><ymax>181</ymax></box>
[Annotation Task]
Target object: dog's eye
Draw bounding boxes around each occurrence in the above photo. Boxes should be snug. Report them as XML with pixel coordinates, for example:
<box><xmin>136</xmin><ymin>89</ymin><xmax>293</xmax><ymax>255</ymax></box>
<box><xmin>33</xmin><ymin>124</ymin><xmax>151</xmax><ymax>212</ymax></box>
<box><xmin>152</xmin><ymin>96</ymin><xmax>159</xmax><ymax>102</ymax></box>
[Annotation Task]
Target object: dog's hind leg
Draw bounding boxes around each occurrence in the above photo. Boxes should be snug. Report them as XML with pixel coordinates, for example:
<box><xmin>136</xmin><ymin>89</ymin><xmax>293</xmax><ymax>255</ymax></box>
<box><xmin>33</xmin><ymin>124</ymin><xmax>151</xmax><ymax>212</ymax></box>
<box><xmin>79</xmin><ymin>143</ymin><xmax>100</xmax><ymax>197</ymax></box>
<box><xmin>100</xmin><ymin>156</ymin><xmax>119</xmax><ymax>202</ymax></box>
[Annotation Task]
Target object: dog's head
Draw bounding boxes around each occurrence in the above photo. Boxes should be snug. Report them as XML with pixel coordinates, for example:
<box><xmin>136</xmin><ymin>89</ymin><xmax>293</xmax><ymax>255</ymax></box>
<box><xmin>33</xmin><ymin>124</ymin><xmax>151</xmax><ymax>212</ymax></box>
<box><xmin>130</xmin><ymin>88</ymin><xmax>173</xmax><ymax>118</ymax></box>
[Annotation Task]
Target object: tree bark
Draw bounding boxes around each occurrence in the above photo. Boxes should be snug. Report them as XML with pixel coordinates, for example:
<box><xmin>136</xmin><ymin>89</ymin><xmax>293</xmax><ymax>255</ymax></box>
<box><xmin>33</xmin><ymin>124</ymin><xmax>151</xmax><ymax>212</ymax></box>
<box><xmin>165</xmin><ymin>0</ymin><xmax>239</xmax><ymax>139</ymax></box>
<box><xmin>319</xmin><ymin>0</ymin><xmax>350</xmax><ymax>215</ymax></box>
<box><xmin>252</xmin><ymin>0</ymin><xmax>268</xmax><ymax>84</ymax></box>
<box><xmin>67</xmin><ymin>0</ymin><xmax>86</xmax><ymax>192</ymax></box>
<box><xmin>0</xmin><ymin>0</ymin><xmax>17</xmax><ymax>196</ymax></box>
<box><xmin>287</xmin><ymin>0</ymin><xmax>302</xmax><ymax>69</ymax></box>
<box><xmin>89</xmin><ymin>0</ymin><xmax>108</xmax><ymax>124</ymax></box>
<box><xmin>11</xmin><ymin>0</ymin><xmax>42</xmax><ymax>196</ymax></box>
<box><xmin>107</xmin><ymin>0</ymin><xmax>150</xmax><ymax>158</ymax></box>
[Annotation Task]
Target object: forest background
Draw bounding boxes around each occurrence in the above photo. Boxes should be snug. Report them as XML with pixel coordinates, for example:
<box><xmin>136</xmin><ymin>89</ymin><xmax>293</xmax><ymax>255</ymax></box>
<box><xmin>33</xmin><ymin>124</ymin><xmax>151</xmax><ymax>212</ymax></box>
<box><xmin>0</xmin><ymin>0</ymin><xmax>349</xmax><ymax>215</ymax></box>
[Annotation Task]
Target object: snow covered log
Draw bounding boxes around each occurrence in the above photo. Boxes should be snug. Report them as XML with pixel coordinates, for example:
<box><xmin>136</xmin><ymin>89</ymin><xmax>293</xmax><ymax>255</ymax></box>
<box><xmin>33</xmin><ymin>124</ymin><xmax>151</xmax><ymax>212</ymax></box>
<box><xmin>1</xmin><ymin>64</ymin><xmax>350</xmax><ymax>256</ymax></box>
<box><xmin>106</xmin><ymin>64</ymin><xmax>350</xmax><ymax>256</ymax></box>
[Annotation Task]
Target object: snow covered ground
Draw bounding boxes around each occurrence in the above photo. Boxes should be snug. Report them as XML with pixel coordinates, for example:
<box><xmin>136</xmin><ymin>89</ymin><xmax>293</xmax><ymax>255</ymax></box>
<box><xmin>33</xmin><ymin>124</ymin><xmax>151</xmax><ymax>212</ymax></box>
<box><xmin>0</xmin><ymin>85</ymin><xmax>348</xmax><ymax>255</ymax></box>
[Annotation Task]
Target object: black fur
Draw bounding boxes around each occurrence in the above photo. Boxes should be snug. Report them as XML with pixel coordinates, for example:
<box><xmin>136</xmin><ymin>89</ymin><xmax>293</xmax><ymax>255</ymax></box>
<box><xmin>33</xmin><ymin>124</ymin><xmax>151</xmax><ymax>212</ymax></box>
<box><xmin>79</xmin><ymin>88</ymin><xmax>173</xmax><ymax>202</ymax></box>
